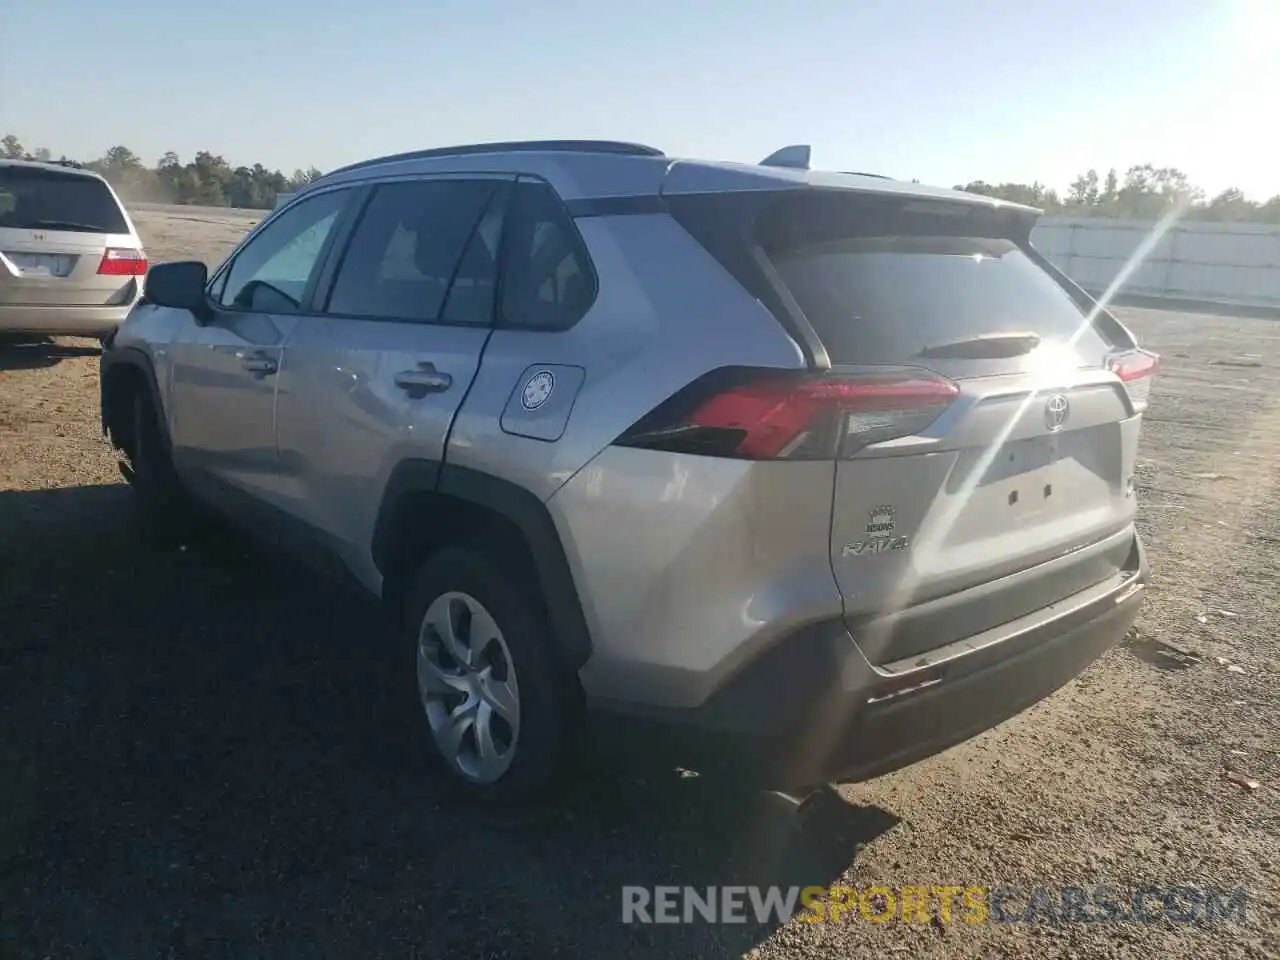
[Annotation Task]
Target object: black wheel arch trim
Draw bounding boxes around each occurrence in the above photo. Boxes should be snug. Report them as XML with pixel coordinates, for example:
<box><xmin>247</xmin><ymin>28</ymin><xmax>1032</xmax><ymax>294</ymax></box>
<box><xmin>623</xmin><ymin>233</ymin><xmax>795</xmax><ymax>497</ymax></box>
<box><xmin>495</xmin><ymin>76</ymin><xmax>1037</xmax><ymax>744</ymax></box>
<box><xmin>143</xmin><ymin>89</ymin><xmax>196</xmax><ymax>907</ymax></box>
<box><xmin>372</xmin><ymin>459</ymin><xmax>594</xmax><ymax>670</ymax></box>
<box><xmin>99</xmin><ymin>345</ymin><xmax>173</xmax><ymax>452</ymax></box>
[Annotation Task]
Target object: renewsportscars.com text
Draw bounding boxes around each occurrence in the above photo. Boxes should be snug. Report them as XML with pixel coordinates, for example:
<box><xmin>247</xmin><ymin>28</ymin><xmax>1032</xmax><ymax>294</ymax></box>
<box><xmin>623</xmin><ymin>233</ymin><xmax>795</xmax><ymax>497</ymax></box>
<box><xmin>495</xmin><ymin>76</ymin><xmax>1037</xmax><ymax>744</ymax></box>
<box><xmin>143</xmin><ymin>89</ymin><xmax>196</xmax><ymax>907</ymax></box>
<box><xmin>621</xmin><ymin>884</ymin><xmax>1249</xmax><ymax>925</ymax></box>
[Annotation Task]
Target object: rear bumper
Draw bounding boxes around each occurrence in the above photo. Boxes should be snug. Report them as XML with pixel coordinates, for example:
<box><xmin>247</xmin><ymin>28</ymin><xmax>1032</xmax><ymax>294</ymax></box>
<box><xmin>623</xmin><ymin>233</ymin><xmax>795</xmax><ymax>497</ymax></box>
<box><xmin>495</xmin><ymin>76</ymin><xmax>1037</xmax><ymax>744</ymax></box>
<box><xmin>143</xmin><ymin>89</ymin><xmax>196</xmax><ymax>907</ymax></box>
<box><xmin>585</xmin><ymin>533</ymin><xmax>1148</xmax><ymax>788</ymax></box>
<box><xmin>0</xmin><ymin>303</ymin><xmax>132</xmax><ymax>336</ymax></box>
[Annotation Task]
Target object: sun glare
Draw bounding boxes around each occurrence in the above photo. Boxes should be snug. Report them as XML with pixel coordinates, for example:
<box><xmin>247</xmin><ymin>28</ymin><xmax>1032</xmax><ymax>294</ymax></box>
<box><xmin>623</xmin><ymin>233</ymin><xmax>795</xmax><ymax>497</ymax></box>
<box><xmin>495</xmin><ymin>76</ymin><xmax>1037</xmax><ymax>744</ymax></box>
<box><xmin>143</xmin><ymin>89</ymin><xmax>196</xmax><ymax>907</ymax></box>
<box><xmin>1226</xmin><ymin>0</ymin><xmax>1280</xmax><ymax>59</ymax></box>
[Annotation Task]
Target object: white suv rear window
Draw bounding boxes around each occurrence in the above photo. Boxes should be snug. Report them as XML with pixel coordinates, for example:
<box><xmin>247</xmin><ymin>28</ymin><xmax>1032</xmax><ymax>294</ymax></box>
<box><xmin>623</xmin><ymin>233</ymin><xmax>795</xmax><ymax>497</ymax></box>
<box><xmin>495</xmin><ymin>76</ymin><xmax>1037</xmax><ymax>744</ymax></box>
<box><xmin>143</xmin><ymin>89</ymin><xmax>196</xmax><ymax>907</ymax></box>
<box><xmin>0</xmin><ymin>167</ymin><xmax>129</xmax><ymax>234</ymax></box>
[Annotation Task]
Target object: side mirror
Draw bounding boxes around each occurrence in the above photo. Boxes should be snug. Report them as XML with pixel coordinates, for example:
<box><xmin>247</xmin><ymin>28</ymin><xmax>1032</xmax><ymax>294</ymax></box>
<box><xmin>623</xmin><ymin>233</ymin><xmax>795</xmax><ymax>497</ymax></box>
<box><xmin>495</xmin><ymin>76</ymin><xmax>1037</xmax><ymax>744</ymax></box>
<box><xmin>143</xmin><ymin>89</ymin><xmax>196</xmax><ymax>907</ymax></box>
<box><xmin>144</xmin><ymin>261</ymin><xmax>211</xmax><ymax>323</ymax></box>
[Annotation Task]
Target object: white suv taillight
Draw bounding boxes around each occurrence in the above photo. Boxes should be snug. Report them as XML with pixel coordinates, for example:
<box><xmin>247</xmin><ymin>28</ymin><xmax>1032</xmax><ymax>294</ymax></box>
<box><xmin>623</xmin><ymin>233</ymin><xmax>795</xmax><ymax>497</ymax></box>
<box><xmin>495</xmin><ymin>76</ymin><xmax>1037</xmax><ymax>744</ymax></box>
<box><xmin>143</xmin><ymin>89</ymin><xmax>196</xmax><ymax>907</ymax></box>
<box><xmin>98</xmin><ymin>247</ymin><xmax>148</xmax><ymax>277</ymax></box>
<box><xmin>1107</xmin><ymin>348</ymin><xmax>1160</xmax><ymax>411</ymax></box>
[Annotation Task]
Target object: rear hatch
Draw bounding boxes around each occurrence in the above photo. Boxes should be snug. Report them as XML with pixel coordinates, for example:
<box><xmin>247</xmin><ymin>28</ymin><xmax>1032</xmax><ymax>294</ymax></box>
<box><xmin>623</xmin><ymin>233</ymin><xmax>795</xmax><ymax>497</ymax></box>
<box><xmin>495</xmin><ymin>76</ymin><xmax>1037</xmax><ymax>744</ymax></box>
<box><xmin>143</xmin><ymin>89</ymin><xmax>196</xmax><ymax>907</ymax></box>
<box><xmin>0</xmin><ymin>165</ymin><xmax>145</xmax><ymax>307</ymax></box>
<box><xmin>666</xmin><ymin>186</ymin><xmax>1157</xmax><ymax>665</ymax></box>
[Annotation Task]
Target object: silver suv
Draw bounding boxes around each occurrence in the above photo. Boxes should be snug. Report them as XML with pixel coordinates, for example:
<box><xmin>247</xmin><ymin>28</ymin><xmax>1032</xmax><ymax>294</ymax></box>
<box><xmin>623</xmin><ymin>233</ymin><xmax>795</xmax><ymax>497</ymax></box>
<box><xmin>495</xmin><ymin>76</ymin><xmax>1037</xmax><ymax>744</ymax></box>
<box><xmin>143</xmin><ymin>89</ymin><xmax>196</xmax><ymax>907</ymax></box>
<box><xmin>1</xmin><ymin>159</ymin><xmax>146</xmax><ymax>339</ymax></box>
<box><xmin>100</xmin><ymin>140</ymin><xmax>1154</xmax><ymax>805</ymax></box>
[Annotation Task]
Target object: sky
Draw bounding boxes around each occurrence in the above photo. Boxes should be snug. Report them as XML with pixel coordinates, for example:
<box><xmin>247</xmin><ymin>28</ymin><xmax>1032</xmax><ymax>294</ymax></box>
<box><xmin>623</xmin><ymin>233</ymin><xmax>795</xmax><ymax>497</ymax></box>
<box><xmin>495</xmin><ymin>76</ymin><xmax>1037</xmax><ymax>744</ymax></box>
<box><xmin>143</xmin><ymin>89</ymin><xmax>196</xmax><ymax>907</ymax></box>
<box><xmin>2</xmin><ymin>0</ymin><xmax>1277</xmax><ymax>200</ymax></box>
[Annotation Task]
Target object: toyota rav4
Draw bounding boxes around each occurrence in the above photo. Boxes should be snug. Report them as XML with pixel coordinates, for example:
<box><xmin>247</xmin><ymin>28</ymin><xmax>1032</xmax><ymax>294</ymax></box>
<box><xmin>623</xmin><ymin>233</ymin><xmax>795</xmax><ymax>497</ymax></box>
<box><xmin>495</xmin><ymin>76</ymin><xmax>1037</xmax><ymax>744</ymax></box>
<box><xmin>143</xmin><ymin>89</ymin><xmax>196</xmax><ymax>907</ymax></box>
<box><xmin>100</xmin><ymin>140</ymin><xmax>1154</xmax><ymax>805</ymax></box>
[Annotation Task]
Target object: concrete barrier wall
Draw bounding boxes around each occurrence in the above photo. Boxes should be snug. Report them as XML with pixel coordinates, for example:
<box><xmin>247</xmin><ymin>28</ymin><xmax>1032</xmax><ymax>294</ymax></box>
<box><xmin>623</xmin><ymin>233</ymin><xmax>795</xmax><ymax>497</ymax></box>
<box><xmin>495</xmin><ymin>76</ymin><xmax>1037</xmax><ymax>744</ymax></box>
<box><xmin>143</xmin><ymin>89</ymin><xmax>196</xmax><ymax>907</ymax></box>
<box><xmin>131</xmin><ymin>201</ymin><xmax>1280</xmax><ymax>310</ymax></box>
<box><xmin>1031</xmin><ymin>217</ymin><xmax>1280</xmax><ymax>309</ymax></box>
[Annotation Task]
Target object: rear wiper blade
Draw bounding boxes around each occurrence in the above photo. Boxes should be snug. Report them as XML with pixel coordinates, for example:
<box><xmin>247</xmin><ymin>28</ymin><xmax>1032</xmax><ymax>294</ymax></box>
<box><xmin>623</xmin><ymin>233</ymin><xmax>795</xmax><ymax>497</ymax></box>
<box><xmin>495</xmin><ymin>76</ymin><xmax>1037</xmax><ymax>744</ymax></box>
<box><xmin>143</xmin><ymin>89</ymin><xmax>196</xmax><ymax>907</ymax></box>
<box><xmin>21</xmin><ymin>219</ymin><xmax>111</xmax><ymax>232</ymax></box>
<box><xmin>917</xmin><ymin>332</ymin><xmax>1041</xmax><ymax>359</ymax></box>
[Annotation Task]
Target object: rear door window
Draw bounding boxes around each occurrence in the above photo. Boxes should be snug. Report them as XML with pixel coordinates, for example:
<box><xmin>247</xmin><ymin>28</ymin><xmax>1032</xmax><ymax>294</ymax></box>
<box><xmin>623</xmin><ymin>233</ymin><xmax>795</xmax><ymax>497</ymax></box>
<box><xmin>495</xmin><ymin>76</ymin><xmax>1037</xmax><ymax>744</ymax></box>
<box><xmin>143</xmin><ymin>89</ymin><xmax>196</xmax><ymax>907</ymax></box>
<box><xmin>0</xmin><ymin>166</ymin><xmax>129</xmax><ymax>233</ymax></box>
<box><xmin>758</xmin><ymin>193</ymin><xmax>1117</xmax><ymax>366</ymax></box>
<box><xmin>499</xmin><ymin>179</ymin><xmax>596</xmax><ymax>330</ymax></box>
<box><xmin>324</xmin><ymin>178</ymin><xmax>502</xmax><ymax>324</ymax></box>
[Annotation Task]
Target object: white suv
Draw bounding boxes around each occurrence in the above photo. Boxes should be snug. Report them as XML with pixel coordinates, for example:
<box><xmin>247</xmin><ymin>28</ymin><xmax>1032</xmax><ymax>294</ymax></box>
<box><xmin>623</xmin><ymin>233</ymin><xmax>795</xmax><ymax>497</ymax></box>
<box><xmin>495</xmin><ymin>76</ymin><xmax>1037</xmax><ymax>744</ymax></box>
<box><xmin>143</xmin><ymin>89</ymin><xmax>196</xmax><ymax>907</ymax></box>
<box><xmin>1</xmin><ymin>159</ymin><xmax>146</xmax><ymax>339</ymax></box>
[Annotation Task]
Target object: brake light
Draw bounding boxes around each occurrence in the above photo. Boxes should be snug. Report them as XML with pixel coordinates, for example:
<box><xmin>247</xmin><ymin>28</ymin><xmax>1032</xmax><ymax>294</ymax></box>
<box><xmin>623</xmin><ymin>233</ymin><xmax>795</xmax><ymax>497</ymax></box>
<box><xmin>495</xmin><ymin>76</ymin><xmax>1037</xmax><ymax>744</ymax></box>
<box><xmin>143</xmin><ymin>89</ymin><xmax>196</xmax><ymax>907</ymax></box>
<box><xmin>98</xmin><ymin>247</ymin><xmax>148</xmax><ymax>276</ymax></box>
<box><xmin>616</xmin><ymin>368</ymin><xmax>960</xmax><ymax>460</ymax></box>
<box><xmin>1107</xmin><ymin>348</ymin><xmax>1159</xmax><ymax>382</ymax></box>
<box><xmin>1107</xmin><ymin>348</ymin><xmax>1159</xmax><ymax>409</ymax></box>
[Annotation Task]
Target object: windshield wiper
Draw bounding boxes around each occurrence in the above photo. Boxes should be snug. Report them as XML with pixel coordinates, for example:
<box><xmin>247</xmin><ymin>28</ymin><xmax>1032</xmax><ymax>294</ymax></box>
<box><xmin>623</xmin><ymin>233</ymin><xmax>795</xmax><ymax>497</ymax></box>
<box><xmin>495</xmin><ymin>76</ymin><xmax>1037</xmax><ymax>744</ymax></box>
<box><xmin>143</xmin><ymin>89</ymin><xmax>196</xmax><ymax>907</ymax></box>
<box><xmin>917</xmin><ymin>332</ymin><xmax>1041</xmax><ymax>359</ymax></box>
<box><xmin>19</xmin><ymin>219</ymin><xmax>111</xmax><ymax>232</ymax></box>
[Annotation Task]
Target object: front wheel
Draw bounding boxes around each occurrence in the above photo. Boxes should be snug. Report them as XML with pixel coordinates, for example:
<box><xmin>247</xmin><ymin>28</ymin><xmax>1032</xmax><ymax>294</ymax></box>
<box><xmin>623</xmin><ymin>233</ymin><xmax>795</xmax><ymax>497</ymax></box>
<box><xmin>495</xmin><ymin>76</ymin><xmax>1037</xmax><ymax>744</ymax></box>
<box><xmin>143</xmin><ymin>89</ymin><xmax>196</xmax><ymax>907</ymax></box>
<box><xmin>125</xmin><ymin>389</ymin><xmax>195</xmax><ymax>544</ymax></box>
<box><xmin>405</xmin><ymin>545</ymin><xmax>578</xmax><ymax>807</ymax></box>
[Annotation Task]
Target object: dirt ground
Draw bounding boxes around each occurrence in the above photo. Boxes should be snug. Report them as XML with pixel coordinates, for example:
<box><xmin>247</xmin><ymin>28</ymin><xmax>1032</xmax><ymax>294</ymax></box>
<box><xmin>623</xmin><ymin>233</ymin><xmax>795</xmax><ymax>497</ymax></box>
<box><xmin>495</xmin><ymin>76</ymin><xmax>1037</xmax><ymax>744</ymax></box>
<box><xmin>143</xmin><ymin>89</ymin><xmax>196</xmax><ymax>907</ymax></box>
<box><xmin>1</xmin><ymin>206</ymin><xmax>1277</xmax><ymax>959</ymax></box>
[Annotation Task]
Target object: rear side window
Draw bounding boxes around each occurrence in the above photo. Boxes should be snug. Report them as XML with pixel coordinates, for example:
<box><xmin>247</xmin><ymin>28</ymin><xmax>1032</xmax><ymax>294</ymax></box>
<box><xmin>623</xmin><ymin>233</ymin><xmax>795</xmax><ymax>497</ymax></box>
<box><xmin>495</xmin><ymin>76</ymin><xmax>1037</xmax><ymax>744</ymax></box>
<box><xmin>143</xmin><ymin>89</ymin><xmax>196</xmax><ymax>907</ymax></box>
<box><xmin>499</xmin><ymin>180</ymin><xmax>596</xmax><ymax>330</ymax></box>
<box><xmin>756</xmin><ymin>193</ymin><xmax>1115</xmax><ymax>364</ymax></box>
<box><xmin>326</xmin><ymin>178</ymin><xmax>500</xmax><ymax>324</ymax></box>
<box><xmin>0</xmin><ymin>166</ymin><xmax>129</xmax><ymax>234</ymax></box>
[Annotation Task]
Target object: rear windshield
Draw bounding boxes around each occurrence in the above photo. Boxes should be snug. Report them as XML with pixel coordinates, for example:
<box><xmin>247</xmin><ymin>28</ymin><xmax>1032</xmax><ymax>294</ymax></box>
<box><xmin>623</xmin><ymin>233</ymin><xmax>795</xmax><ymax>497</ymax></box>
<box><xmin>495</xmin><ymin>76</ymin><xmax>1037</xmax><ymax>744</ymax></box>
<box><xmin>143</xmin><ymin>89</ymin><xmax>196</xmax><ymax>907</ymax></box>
<box><xmin>756</xmin><ymin>193</ymin><xmax>1116</xmax><ymax>365</ymax></box>
<box><xmin>0</xmin><ymin>167</ymin><xmax>129</xmax><ymax>234</ymax></box>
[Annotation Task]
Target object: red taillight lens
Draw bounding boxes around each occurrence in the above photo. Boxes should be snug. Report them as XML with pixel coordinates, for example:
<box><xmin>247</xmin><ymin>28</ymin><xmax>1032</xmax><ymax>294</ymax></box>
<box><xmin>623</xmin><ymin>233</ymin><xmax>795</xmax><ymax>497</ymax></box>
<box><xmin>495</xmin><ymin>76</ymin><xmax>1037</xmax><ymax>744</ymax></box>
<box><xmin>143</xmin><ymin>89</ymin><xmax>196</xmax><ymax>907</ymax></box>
<box><xmin>1107</xmin><ymin>348</ymin><xmax>1159</xmax><ymax>409</ymax></box>
<box><xmin>98</xmin><ymin>247</ymin><xmax>148</xmax><ymax>276</ymax></box>
<box><xmin>1107</xmin><ymin>348</ymin><xmax>1159</xmax><ymax>382</ymax></box>
<box><xmin>617</xmin><ymin>369</ymin><xmax>960</xmax><ymax>460</ymax></box>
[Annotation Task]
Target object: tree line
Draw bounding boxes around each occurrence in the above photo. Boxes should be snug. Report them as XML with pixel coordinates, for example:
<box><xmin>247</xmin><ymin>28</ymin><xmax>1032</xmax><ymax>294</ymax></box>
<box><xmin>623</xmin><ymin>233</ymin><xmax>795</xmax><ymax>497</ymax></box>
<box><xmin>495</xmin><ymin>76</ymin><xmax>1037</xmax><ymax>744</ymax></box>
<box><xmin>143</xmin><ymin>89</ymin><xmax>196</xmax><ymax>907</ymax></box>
<box><xmin>955</xmin><ymin>164</ymin><xmax>1280</xmax><ymax>224</ymax></box>
<box><xmin>1</xmin><ymin>134</ymin><xmax>321</xmax><ymax>210</ymax></box>
<box><xmin>5</xmin><ymin>133</ymin><xmax>1280</xmax><ymax>222</ymax></box>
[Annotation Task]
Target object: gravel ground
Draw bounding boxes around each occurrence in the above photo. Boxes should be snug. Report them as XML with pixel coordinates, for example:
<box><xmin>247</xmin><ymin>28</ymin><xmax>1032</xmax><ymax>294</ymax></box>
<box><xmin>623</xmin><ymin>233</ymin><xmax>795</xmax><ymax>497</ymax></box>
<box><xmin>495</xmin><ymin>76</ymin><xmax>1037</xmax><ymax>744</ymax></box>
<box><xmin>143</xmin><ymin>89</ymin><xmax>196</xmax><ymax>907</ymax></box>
<box><xmin>1</xmin><ymin>207</ymin><xmax>1277</xmax><ymax>959</ymax></box>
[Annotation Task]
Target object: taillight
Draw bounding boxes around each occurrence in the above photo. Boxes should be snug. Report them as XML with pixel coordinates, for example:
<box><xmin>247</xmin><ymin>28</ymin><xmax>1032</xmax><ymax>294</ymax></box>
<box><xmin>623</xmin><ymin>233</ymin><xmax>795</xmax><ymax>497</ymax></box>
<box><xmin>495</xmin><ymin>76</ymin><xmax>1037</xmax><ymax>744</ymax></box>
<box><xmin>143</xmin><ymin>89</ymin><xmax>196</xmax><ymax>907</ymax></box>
<box><xmin>1107</xmin><ymin>348</ymin><xmax>1159</xmax><ymax>409</ymax></box>
<box><xmin>98</xmin><ymin>247</ymin><xmax>148</xmax><ymax>276</ymax></box>
<box><xmin>615</xmin><ymin>368</ymin><xmax>960</xmax><ymax>460</ymax></box>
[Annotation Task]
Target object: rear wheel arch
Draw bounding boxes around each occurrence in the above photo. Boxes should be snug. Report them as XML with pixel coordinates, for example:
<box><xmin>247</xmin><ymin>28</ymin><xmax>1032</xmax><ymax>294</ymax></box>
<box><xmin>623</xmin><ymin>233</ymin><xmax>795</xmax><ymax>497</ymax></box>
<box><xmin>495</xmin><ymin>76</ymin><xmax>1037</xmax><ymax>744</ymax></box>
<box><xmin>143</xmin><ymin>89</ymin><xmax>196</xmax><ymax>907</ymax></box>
<box><xmin>372</xmin><ymin>460</ymin><xmax>594</xmax><ymax>671</ymax></box>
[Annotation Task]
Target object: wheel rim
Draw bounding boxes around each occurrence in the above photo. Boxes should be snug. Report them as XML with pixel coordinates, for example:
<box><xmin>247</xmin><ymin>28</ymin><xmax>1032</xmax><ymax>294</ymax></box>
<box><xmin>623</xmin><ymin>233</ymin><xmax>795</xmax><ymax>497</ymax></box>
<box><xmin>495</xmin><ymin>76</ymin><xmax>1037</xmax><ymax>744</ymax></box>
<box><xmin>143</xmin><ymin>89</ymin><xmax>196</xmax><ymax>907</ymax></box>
<box><xmin>416</xmin><ymin>591</ymin><xmax>520</xmax><ymax>784</ymax></box>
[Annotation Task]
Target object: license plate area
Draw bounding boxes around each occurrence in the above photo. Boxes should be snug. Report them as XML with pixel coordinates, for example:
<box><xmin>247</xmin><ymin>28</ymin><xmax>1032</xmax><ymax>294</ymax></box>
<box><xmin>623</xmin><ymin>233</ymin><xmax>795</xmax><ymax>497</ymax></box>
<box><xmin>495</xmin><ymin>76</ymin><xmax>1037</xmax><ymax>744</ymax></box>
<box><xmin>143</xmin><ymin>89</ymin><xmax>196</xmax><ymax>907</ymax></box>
<box><xmin>982</xmin><ymin>435</ymin><xmax>1059</xmax><ymax>485</ymax></box>
<box><xmin>4</xmin><ymin>252</ymin><xmax>76</xmax><ymax>278</ymax></box>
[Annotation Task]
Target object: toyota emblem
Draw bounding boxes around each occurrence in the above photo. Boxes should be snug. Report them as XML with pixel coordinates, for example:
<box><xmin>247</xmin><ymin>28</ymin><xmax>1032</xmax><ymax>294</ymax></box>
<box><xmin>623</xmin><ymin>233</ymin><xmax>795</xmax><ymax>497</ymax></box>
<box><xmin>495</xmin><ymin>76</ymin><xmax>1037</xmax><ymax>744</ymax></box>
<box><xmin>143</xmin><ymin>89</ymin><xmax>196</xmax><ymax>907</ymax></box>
<box><xmin>1044</xmin><ymin>394</ymin><xmax>1070</xmax><ymax>431</ymax></box>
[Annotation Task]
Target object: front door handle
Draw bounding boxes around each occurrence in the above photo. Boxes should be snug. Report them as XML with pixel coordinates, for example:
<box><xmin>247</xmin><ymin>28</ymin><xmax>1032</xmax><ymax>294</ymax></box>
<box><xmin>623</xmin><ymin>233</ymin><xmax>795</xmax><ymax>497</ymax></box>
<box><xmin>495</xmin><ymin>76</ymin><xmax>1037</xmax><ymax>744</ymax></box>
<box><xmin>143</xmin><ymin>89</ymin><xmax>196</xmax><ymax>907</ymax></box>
<box><xmin>394</xmin><ymin>361</ymin><xmax>452</xmax><ymax>397</ymax></box>
<box><xmin>238</xmin><ymin>353</ymin><xmax>277</xmax><ymax>375</ymax></box>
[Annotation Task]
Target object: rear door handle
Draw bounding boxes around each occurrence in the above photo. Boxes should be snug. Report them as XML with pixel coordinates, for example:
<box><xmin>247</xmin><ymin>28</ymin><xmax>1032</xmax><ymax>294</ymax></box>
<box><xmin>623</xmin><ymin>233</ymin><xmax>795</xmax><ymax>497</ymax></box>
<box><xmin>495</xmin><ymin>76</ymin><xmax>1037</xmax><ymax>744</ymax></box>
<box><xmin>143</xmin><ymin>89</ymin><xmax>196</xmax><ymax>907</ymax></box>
<box><xmin>394</xmin><ymin>361</ymin><xmax>452</xmax><ymax>397</ymax></box>
<box><xmin>237</xmin><ymin>353</ymin><xmax>277</xmax><ymax>375</ymax></box>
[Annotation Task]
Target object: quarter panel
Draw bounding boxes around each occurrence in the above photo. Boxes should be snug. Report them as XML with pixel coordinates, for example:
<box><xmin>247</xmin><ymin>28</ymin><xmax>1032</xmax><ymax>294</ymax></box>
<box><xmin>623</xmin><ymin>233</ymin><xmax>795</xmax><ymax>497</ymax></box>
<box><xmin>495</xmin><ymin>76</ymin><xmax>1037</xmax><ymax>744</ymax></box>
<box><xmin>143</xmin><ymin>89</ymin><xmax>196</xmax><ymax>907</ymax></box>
<box><xmin>548</xmin><ymin>447</ymin><xmax>844</xmax><ymax>709</ymax></box>
<box><xmin>446</xmin><ymin>212</ymin><xmax>807</xmax><ymax>502</ymax></box>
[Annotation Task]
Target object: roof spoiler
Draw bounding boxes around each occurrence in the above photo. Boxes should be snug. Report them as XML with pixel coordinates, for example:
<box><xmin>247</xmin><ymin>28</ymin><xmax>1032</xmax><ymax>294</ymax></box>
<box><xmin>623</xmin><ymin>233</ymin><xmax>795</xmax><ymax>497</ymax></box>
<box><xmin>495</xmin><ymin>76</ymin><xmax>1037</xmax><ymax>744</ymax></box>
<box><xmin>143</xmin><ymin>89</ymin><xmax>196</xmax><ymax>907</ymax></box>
<box><xmin>759</xmin><ymin>145</ymin><xmax>811</xmax><ymax>170</ymax></box>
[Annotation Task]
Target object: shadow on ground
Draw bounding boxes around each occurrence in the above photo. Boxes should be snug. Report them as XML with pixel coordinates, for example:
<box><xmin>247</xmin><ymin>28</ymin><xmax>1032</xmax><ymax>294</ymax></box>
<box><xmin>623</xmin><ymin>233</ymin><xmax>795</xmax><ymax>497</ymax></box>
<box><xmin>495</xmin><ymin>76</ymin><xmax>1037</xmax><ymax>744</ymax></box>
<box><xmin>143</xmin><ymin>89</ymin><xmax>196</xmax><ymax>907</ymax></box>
<box><xmin>0</xmin><ymin>484</ymin><xmax>897</xmax><ymax>958</ymax></box>
<box><xmin>0</xmin><ymin>336</ymin><xmax>101</xmax><ymax>371</ymax></box>
<box><xmin>1123</xmin><ymin>633</ymin><xmax>1203</xmax><ymax>671</ymax></box>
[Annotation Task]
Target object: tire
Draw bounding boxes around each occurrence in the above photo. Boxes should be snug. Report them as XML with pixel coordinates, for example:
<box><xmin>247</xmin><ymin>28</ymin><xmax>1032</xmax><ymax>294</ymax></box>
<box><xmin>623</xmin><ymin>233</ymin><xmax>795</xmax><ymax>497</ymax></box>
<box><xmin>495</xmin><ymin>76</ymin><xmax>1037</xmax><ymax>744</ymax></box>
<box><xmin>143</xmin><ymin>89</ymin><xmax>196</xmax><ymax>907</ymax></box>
<box><xmin>126</xmin><ymin>388</ymin><xmax>195</xmax><ymax>544</ymax></box>
<box><xmin>404</xmin><ymin>543</ymin><xmax>578</xmax><ymax>807</ymax></box>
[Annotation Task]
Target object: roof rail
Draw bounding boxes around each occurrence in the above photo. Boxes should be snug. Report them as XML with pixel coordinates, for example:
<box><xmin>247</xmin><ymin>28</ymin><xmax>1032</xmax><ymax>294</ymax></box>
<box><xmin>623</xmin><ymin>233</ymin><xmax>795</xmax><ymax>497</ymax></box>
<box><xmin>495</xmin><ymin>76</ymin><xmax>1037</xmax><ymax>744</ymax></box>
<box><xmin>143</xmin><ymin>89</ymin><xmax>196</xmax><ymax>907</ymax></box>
<box><xmin>323</xmin><ymin>139</ymin><xmax>665</xmax><ymax>181</ymax></box>
<box><xmin>759</xmin><ymin>145</ymin><xmax>811</xmax><ymax>170</ymax></box>
<box><xmin>840</xmin><ymin>171</ymin><xmax>892</xmax><ymax>179</ymax></box>
<box><xmin>0</xmin><ymin>156</ymin><xmax>85</xmax><ymax>170</ymax></box>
